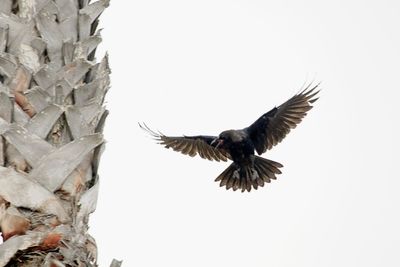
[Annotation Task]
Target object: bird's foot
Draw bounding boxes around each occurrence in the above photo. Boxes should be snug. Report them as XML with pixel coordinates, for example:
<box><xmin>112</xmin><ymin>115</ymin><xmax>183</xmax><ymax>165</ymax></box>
<box><xmin>251</xmin><ymin>169</ymin><xmax>259</xmax><ymax>181</ymax></box>
<box><xmin>233</xmin><ymin>169</ymin><xmax>240</xmax><ymax>179</ymax></box>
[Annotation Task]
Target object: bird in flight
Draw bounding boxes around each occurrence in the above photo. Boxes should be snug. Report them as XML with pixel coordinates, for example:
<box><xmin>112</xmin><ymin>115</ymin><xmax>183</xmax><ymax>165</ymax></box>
<box><xmin>141</xmin><ymin>83</ymin><xmax>319</xmax><ymax>192</ymax></box>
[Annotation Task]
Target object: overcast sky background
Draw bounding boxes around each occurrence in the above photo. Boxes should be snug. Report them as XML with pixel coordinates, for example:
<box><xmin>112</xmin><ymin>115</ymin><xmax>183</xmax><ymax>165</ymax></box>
<box><xmin>92</xmin><ymin>1</ymin><xmax>400</xmax><ymax>266</ymax></box>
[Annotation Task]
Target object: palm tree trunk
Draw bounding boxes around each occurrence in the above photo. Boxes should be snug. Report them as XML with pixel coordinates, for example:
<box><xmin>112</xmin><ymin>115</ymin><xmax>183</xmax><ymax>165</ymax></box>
<box><xmin>0</xmin><ymin>0</ymin><xmax>120</xmax><ymax>266</ymax></box>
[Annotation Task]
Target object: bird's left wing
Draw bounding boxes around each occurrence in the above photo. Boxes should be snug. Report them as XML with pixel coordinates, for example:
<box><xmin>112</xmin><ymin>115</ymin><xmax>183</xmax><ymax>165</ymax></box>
<box><xmin>140</xmin><ymin>124</ymin><xmax>230</xmax><ymax>162</ymax></box>
<box><xmin>246</xmin><ymin>83</ymin><xmax>320</xmax><ymax>155</ymax></box>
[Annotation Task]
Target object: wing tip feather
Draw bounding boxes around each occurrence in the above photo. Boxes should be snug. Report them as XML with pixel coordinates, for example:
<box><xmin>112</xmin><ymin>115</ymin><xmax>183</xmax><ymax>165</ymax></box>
<box><xmin>138</xmin><ymin>122</ymin><xmax>164</xmax><ymax>142</ymax></box>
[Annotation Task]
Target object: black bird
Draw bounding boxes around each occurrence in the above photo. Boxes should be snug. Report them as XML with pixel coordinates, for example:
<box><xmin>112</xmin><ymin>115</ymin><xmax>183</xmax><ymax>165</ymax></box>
<box><xmin>141</xmin><ymin>83</ymin><xmax>319</xmax><ymax>192</ymax></box>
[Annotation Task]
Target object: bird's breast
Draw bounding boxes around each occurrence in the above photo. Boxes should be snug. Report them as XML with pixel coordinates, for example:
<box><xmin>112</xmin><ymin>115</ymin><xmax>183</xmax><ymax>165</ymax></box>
<box><xmin>228</xmin><ymin>139</ymin><xmax>255</xmax><ymax>164</ymax></box>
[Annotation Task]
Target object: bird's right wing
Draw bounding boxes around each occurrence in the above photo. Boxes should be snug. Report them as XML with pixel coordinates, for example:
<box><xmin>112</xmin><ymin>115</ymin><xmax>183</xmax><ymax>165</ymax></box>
<box><xmin>246</xmin><ymin>83</ymin><xmax>320</xmax><ymax>154</ymax></box>
<box><xmin>140</xmin><ymin>124</ymin><xmax>230</xmax><ymax>162</ymax></box>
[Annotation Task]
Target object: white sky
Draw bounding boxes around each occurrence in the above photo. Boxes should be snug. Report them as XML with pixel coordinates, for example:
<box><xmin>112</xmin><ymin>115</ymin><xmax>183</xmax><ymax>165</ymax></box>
<box><xmin>92</xmin><ymin>1</ymin><xmax>400</xmax><ymax>266</ymax></box>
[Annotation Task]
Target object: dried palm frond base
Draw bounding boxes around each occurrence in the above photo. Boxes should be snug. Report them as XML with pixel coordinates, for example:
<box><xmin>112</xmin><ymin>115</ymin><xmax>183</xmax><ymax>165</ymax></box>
<box><xmin>3</xmin><ymin>228</ymin><xmax>96</xmax><ymax>266</ymax></box>
<box><xmin>0</xmin><ymin>0</ymin><xmax>120</xmax><ymax>266</ymax></box>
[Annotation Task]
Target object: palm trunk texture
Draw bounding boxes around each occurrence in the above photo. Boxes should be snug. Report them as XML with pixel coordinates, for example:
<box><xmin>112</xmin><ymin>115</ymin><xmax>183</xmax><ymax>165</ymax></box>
<box><xmin>0</xmin><ymin>0</ymin><xmax>120</xmax><ymax>266</ymax></box>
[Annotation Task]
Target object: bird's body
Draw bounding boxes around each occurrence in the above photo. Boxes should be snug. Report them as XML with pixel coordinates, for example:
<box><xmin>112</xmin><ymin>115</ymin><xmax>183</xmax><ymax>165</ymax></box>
<box><xmin>141</xmin><ymin>83</ymin><xmax>319</xmax><ymax>192</ymax></box>
<box><xmin>218</xmin><ymin>130</ymin><xmax>254</xmax><ymax>164</ymax></box>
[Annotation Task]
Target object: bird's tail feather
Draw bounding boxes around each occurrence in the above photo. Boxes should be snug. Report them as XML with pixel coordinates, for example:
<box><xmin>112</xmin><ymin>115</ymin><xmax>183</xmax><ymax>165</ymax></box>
<box><xmin>215</xmin><ymin>156</ymin><xmax>283</xmax><ymax>192</ymax></box>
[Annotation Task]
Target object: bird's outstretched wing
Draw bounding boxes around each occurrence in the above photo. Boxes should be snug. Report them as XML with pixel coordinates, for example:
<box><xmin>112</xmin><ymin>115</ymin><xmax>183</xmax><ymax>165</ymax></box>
<box><xmin>140</xmin><ymin>123</ymin><xmax>230</xmax><ymax>162</ymax></box>
<box><xmin>246</xmin><ymin>83</ymin><xmax>320</xmax><ymax>155</ymax></box>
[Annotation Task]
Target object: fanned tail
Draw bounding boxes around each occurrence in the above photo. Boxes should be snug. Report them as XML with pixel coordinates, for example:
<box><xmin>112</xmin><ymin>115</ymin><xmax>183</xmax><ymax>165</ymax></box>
<box><xmin>215</xmin><ymin>156</ymin><xmax>283</xmax><ymax>192</ymax></box>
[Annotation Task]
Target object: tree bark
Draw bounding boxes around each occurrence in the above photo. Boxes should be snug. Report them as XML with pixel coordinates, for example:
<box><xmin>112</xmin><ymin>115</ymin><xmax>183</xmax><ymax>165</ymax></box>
<box><xmin>0</xmin><ymin>0</ymin><xmax>119</xmax><ymax>266</ymax></box>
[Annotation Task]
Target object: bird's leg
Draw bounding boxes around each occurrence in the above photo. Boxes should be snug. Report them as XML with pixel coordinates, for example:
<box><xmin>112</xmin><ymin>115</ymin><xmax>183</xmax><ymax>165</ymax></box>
<box><xmin>232</xmin><ymin>162</ymin><xmax>241</xmax><ymax>179</ymax></box>
<box><xmin>233</xmin><ymin>169</ymin><xmax>240</xmax><ymax>179</ymax></box>
<box><xmin>249</xmin><ymin>155</ymin><xmax>259</xmax><ymax>180</ymax></box>
<box><xmin>249</xmin><ymin>155</ymin><xmax>255</xmax><ymax>168</ymax></box>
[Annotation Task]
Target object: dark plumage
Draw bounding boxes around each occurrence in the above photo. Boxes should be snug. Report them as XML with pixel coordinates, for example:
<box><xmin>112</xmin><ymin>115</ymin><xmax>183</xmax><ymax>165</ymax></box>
<box><xmin>141</xmin><ymin>83</ymin><xmax>320</xmax><ymax>192</ymax></box>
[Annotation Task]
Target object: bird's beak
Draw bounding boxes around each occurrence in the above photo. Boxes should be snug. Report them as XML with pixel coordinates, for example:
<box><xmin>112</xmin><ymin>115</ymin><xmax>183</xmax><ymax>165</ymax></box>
<box><xmin>211</xmin><ymin>138</ymin><xmax>224</xmax><ymax>149</ymax></box>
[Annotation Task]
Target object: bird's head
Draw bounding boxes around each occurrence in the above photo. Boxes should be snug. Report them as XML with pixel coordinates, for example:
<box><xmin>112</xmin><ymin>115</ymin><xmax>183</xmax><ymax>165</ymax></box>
<box><xmin>211</xmin><ymin>130</ymin><xmax>235</xmax><ymax>149</ymax></box>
